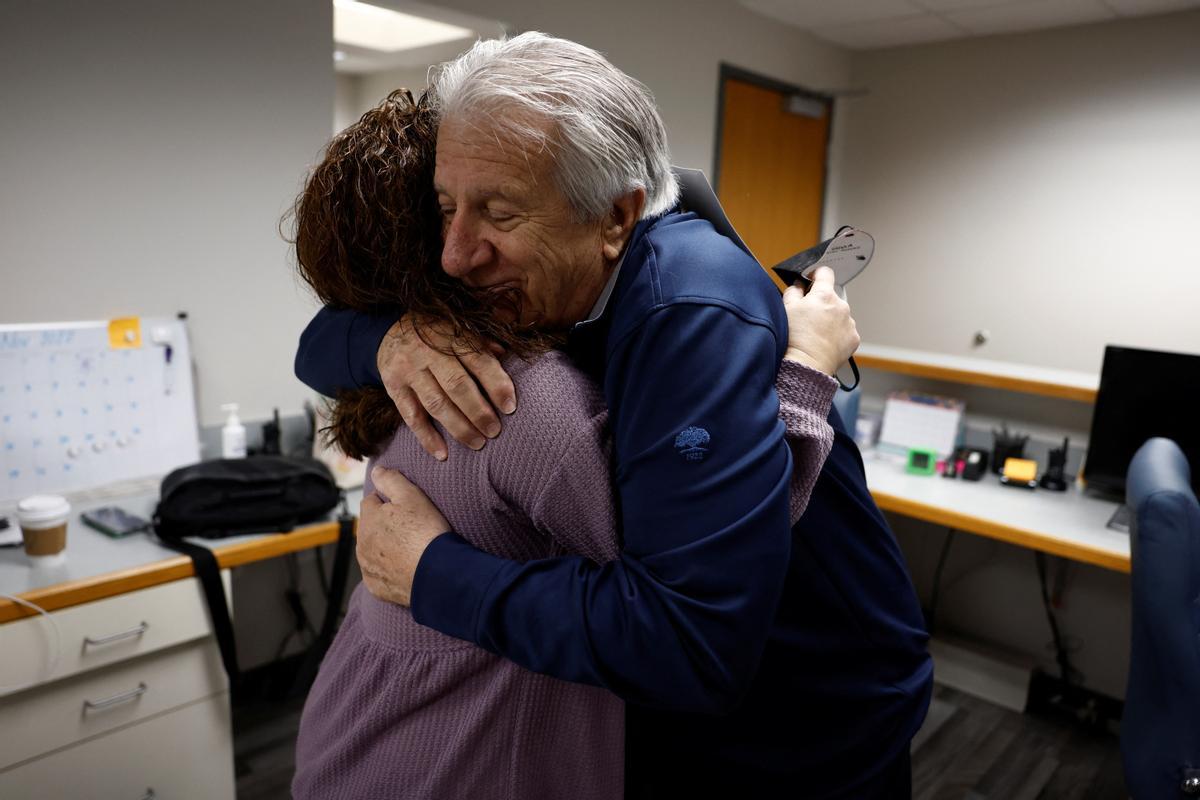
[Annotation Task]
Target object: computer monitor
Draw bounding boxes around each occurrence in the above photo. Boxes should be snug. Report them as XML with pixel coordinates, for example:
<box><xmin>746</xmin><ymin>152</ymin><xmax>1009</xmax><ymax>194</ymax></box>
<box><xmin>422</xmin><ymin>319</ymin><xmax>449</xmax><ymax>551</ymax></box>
<box><xmin>1083</xmin><ymin>345</ymin><xmax>1200</xmax><ymax>500</ymax></box>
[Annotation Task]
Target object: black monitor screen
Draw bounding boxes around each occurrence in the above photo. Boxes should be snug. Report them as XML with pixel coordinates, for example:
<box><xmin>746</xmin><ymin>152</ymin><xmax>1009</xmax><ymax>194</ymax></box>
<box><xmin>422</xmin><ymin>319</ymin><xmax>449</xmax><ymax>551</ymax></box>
<box><xmin>1083</xmin><ymin>345</ymin><xmax>1200</xmax><ymax>499</ymax></box>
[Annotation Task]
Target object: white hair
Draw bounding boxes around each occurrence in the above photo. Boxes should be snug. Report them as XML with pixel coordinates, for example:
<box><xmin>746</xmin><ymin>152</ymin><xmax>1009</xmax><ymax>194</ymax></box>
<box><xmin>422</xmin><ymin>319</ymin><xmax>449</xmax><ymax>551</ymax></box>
<box><xmin>429</xmin><ymin>32</ymin><xmax>680</xmax><ymax>221</ymax></box>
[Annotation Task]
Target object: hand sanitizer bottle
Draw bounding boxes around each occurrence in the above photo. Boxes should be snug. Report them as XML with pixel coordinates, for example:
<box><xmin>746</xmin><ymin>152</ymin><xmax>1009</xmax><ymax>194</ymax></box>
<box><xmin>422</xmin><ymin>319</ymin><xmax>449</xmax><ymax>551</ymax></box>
<box><xmin>221</xmin><ymin>403</ymin><xmax>247</xmax><ymax>459</ymax></box>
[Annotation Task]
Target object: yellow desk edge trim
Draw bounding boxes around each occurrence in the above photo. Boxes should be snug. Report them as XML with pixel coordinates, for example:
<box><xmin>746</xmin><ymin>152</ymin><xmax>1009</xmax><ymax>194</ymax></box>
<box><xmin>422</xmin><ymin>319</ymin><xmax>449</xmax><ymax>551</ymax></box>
<box><xmin>871</xmin><ymin>490</ymin><xmax>1130</xmax><ymax>574</ymax></box>
<box><xmin>855</xmin><ymin>354</ymin><xmax>1098</xmax><ymax>404</ymax></box>
<box><xmin>0</xmin><ymin>519</ymin><xmax>350</xmax><ymax>624</ymax></box>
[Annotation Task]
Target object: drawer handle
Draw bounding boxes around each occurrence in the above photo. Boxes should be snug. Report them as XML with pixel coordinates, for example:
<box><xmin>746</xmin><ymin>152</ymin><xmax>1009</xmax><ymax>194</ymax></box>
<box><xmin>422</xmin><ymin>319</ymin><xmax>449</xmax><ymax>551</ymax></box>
<box><xmin>83</xmin><ymin>682</ymin><xmax>147</xmax><ymax>711</ymax></box>
<box><xmin>84</xmin><ymin>621</ymin><xmax>150</xmax><ymax>648</ymax></box>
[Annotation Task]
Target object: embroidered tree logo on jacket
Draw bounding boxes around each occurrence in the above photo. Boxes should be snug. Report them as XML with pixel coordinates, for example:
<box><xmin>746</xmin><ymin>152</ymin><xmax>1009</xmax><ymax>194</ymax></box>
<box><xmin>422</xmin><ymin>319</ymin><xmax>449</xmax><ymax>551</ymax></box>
<box><xmin>674</xmin><ymin>426</ymin><xmax>711</xmax><ymax>462</ymax></box>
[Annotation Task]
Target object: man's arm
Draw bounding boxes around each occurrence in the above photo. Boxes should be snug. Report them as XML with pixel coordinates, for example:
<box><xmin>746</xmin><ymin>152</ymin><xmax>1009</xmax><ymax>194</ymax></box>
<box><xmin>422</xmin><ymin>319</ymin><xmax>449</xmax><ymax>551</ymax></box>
<box><xmin>294</xmin><ymin>307</ymin><xmax>516</xmax><ymax>458</ymax></box>
<box><xmin>410</xmin><ymin>303</ymin><xmax>794</xmax><ymax>714</ymax></box>
<box><xmin>294</xmin><ymin>306</ymin><xmax>391</xmax><ymax>397</ymax></box>
<box><xmin>776</xmin><ymin>268</ymin><xmax>855</xmax><ymax>523</ymax></box>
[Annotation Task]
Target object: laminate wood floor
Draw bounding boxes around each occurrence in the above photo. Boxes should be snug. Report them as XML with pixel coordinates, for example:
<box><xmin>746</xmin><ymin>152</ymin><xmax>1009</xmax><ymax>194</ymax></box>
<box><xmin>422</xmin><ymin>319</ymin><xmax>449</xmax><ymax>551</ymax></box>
<box><xmin>910</xmin><ymin>686</ymin><xmax>1125</xmax><ymax>800</ymax></box>
<box><xmin>234</xmin><ymin>693</ymin><xmax>307</xmax><ymax>800</ymax></box>
<box><xmin>234</xmin><ymin>684</ymin><xmax>1125</xmax><ymax>799</ymax></box>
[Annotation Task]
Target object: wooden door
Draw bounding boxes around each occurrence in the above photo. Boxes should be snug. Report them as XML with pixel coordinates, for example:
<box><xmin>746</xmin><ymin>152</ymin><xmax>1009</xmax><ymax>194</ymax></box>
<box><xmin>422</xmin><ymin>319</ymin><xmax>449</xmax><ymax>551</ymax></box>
<box><xmin>716</xmin><ymin>75</ymin><xmax>830</xmax><ymax>289</ymax></box>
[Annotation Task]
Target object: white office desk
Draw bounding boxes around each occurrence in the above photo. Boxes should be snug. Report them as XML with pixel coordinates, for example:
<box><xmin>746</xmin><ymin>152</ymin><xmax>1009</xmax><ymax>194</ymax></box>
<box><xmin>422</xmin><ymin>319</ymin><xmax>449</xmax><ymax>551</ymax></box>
<box><xmin>0</xmin><ymin>490</ymin><xmax>362</xmax><ymax>623</ymax></box>
<box><xmin>0</xmin><ymin>489</ymin><xmax>361</xmax><ymax>798</ymax></box>
<box><xmin>863</xmin><ymin>452</ymin><xmax>1130</xmax><ymax>573</ymax></box>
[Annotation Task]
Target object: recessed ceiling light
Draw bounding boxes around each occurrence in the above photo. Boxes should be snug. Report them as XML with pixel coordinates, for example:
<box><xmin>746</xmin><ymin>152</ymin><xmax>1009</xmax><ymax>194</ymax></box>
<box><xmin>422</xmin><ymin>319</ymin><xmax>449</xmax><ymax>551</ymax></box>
<box><xmin>333</xmin><ymin>50</ymin><xmax>347</xmax><ymax>62</ymax></box>
<box><xmin>333</xmin><ymin>0</ymin><xmax>474</xmax><ymax>53</ymax></box>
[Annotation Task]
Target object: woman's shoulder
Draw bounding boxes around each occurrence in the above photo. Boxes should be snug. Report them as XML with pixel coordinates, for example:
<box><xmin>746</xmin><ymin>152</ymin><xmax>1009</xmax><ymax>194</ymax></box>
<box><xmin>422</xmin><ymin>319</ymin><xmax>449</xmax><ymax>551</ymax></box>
<box><xmin>484</xmin><ymin>351</ymin><xmax>609</xmax><ymax>492</ymax></box>
<box><xmin>489</xmin><ymin>351</ymin><xmax>616</xmax><ymax>560</ymax></box>
<box><xmin>503</xmin><ymin>350</ymin><xmax>605</xmax><ymax>422</ymax></box>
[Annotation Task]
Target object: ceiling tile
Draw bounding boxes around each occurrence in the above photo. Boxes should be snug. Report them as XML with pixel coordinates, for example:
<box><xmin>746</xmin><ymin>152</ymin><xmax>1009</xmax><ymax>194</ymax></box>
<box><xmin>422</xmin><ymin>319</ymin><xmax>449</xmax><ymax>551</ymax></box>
<box><xmin>912</xmin><ymin>0</ymin><xmax>1024</xmax><ymax>10</ymax></box>
<box><xmin>812</xmin><ymin>13</ymin><xmax>967</xmax><ymax>48</ymax></box>
<box><xmin>741</xmin><ymin>0</ymin><xmax>1200</xmax><ymax>50</ymax></box>
<box><xmin>946</xmin><ymin>0</ymin><xmax>1115</xmax><ymax>35</ymax></box>
<box><xmin>1101</xmin><ymin>0</ymin><xmax>1200</xmax><ymax>15</ymax></box>
<box><xmin>741</xmin><ymin>0</ymin><xmax>924</xmax><ymax>30</ymax></box>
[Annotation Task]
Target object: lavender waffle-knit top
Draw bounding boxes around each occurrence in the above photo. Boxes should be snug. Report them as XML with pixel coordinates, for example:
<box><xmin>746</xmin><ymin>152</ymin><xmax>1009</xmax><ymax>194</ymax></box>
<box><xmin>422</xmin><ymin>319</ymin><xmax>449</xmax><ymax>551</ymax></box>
<box><xmin>292</xmin><ymin>351</ymin><xmax>835</xmax><ymax>800</ymax></box>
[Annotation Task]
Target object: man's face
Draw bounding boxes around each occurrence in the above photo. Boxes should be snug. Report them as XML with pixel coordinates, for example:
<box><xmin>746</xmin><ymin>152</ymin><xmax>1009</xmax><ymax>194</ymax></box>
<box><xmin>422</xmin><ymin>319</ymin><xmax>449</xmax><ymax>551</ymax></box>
<box><xmin>434</xmin><ymin>115</ymin><xmax>610</xmax><ymax>330</ymax></box>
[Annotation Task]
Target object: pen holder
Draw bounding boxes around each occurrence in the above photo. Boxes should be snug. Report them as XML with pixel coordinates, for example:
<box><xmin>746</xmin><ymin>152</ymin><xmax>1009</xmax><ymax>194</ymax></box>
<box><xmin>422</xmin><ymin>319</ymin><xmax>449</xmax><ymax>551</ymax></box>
<box><xmin>991</xmin><ymin>428</ymin><xmax>1029</xmax><ymax>476</ymax></box>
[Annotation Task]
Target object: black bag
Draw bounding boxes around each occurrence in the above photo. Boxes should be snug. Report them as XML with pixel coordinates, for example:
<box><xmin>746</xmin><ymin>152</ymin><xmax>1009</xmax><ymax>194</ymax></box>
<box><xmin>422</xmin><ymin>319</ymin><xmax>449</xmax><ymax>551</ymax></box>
<box><xmin>154</xmin><ymin>456</ymin><xmax>352</xmax><ymax>685</ymax></box>
<box><xmin>156</xmin><ymin>456</ymin><xmax>340</xmax><ymax>539</ymax></box>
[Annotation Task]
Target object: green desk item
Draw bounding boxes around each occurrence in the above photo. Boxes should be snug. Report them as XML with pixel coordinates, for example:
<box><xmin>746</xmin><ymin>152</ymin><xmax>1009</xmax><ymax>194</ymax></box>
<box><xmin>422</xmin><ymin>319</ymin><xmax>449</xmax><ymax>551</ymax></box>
<box><xmin>906</xmin><ymin>448</ymin><xmax>939</xmax><ymax>476</ymax></box>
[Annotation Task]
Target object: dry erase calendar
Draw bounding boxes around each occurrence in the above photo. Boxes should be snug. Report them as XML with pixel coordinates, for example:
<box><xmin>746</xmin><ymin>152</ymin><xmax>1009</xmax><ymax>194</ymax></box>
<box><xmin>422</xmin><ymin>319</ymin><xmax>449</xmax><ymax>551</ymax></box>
<box><xmin>878</xmin><ymin>391</ymin><xmax>965</xmax><ymax>459</ymax></box>
<box><xmin>0</xmin><ymin>317</ymin><xmax>200</xmax><ymax>503</ymax></box>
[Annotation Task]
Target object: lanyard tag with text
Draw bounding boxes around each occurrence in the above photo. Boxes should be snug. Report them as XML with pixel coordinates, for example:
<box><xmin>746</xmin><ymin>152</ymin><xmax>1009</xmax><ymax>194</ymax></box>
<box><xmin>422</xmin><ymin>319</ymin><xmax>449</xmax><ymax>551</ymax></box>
<box><xmin>772</xmin><ymin>227</ymin><xmax>874</xmax><ymax>392</ymax></box>
<box><xmin>674</xmin><ymin>168</ymin><xmax>870</xmax><ymax>392</ymax></box>
<box><xmin>770</xmin><ymin>226</ymin><xmax>874</xmax><ymax>290</ymax></box>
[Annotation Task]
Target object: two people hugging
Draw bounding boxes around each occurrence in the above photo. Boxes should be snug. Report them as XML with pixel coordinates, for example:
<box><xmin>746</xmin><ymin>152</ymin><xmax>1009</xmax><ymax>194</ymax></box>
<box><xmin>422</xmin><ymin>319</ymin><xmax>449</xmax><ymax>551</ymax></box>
<box><xmin>290</xmin><ymin>32</ymin><xmax>931</xmax><ymax>800</ymax></box>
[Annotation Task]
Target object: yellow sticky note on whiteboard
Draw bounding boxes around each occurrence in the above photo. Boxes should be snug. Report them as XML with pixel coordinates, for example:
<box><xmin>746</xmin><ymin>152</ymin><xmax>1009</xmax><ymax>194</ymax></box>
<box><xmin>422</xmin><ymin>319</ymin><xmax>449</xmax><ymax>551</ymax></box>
<box><xmin>108</xmin><ymin>317</ymin><xmax>142</xmax><ymax>349</ymax></box>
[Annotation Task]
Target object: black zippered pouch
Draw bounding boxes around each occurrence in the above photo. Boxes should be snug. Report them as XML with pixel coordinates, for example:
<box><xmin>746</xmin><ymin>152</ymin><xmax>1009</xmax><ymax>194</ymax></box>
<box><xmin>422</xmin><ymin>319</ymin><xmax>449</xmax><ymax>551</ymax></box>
<box><xmin>152</xmin><ymin>456</ymin><xmax>346</xmax><ymax>685</ymax></box>
<box><xmin>155</xmin><ymin>456</ymin><xmax>340</xmax><ymax>539</ymax></box>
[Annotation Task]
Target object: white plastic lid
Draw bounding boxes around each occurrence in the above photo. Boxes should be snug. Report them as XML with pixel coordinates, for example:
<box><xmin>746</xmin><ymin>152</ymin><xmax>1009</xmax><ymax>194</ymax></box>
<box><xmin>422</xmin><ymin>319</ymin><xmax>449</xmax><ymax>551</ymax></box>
<box><xmin>16</xmin><ymin>495</ymin><xmax>71</xmax><ymax>528</ymax></box>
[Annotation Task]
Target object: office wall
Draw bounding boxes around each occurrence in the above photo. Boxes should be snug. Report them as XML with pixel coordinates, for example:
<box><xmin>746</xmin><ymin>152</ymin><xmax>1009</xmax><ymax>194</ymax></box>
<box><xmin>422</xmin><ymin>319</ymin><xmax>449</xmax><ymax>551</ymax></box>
<box><xmin>829</xmin><ymin>10</ymin><xmax>1200</xmax><ymax>374</ymax></box>
<box><xmin>0</xmin><ymin>0</ymin><xmax>333</xmax><ymax>428</ymax></box>
<box><xmin>423</xmin><ymin>0</ymin><xmax>852</xmax><ymax>174</ymax></box>
<box><xmin>827</xmin><ymin>14</ymin><xmax>1200</xmax><ymax>699</ymax></box>
<box><xmin>335</xmin><ymin>67</ymin><xmax>434</xmax><ymax>134</ymax></box>
<box><xmin>335</xmin><ymin>73</ymin><xmax>362</xmax><ymax>133</ymax></box>
<box><xmin>358</xmin><ymin>66</ymin><xmax>435</xmax><ymax>109</ymax></box>
<box><xmin>894</xmin><ymin>513</ymin><xmax>1132</xmax><ymax>700</ymax></box>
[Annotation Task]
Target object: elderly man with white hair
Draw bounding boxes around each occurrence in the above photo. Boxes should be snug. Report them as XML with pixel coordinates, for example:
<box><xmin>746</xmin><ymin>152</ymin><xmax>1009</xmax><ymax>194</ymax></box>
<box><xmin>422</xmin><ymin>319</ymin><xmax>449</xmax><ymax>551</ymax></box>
<box><xmin>295</xmin><ymin>32</ymin><xmax>932</xmax><ymax>799</ymax></box>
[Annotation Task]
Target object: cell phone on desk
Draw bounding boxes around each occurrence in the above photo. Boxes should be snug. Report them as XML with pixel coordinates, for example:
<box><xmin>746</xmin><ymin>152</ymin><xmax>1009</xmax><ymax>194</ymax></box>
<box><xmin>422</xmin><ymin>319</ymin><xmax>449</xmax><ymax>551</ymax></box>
<box><xmin>81</xmin><ymin>506</ymin><xmax>152</xmax><ymax>538</ymax></box>
<box><xmin>0</xmin><ymin>515</ymin><xmax>21</xmax><ymax>547</ymax></box>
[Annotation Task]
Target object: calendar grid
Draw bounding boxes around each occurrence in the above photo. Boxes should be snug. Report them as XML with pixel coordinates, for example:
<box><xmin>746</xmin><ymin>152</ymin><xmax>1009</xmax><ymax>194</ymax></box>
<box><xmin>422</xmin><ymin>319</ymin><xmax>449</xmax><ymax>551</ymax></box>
<box><xmin>0</xmin><ymin>318</ymin><xmax>199</xmax><ymax>503</ymax></box>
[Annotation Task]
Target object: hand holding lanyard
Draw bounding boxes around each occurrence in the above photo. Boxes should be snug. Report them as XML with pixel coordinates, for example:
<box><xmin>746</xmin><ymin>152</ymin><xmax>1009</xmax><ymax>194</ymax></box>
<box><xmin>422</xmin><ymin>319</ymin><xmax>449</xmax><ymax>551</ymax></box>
<box><xmin>772</xmin><ymin>227</ymin><xmax>874</xmax><ymax>391</ymax></box>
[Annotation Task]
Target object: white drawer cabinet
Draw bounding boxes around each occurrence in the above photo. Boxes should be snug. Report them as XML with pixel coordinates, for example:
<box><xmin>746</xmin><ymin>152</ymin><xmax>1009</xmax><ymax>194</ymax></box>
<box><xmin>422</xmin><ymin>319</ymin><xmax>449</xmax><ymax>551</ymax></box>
<box><xmin>0</xmin><ymin>638</ymin><xmax>226</xmax><ymax>770</ymax></box>
<box><xmin>0</xmin><ymin>574</ymin><xmax>227</xmax><ymax>695</ymax></box>
<box><xmin>0</xmin><ymin>576</ymin><xmax>235</xmax><ymax>800</ymax></box>
<box><xmin>0</xmin><ymin>693</ymin><xmax>235</xmax><ymax>800</ymax></box>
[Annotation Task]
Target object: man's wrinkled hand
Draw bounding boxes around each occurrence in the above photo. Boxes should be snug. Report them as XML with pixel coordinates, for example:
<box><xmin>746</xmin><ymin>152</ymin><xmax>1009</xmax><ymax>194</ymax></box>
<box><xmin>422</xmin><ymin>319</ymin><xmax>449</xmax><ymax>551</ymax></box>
<box><xmin>377</xmin><ymin>314</ymin><xmax>517</xmax><ymax>461</ymax></box>
<box><xmin>357</xmin><ymin>466</ymin><xmax>451</xmax><ymax>608</ymax></box>
<box><xmin>782</xmin><ymin>266</ymin><xmax>860</xmax><ymax>376</ymax></box>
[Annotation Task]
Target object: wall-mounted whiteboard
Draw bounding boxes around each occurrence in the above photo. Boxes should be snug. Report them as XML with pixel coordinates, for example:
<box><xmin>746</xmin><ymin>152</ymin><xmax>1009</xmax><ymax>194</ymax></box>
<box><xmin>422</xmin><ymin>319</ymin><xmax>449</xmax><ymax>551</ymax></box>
<box><xmin>0</xmin><ymin>317</ymin><xmax>200</xmax><ymax>503</ymax></box>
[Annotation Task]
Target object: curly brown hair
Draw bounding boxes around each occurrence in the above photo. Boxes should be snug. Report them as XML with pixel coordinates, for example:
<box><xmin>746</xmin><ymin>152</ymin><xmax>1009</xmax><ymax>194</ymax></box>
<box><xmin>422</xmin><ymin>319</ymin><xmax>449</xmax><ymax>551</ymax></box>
<box><xmin>289</xmin><ymin>89</ymin><xmax>550</xmax><ymax>459</ymax></box>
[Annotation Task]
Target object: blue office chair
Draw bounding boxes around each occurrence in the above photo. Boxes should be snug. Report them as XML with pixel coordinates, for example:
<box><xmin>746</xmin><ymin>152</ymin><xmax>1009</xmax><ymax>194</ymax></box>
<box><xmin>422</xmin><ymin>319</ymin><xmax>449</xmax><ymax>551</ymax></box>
<box><xmin>1122</xmin><ymin>437</ymin><xmax>1200</xmax><ymax>798</ymax></box>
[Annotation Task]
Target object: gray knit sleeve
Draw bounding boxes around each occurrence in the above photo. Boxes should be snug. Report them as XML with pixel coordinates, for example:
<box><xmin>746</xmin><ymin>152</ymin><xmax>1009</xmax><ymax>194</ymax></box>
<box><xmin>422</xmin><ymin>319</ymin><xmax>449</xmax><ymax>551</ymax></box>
<box><xmin>776</xmin><ymin>359</ymin><xmax>838</xmax><ymax>524</ymax></box>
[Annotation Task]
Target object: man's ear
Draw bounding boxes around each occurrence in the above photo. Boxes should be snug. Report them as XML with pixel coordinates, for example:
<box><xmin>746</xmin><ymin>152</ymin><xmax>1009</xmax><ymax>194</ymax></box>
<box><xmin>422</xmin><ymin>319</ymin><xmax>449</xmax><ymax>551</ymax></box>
<box><xmin>601</xmin><ymin>188</ymin><xmax>646</xmax><ymax>262</ymax></box>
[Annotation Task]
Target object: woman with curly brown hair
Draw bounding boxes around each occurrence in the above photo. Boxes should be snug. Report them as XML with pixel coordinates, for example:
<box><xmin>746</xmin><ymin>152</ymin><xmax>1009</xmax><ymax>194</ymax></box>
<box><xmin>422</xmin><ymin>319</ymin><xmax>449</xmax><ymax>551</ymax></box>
<box><xmin>289</xmin><ymin>90</ymin><xmax>842</xmax><ymax>799</ymax></box>
<box><xmin>291</xmin><ymin>88</ymin><xmax>627</xmax><ymax>800</ymax></box>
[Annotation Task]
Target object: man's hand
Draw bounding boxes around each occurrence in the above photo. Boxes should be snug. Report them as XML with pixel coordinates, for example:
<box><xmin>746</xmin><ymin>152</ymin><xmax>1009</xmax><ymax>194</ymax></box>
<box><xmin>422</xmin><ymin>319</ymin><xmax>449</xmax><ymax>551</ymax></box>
<box><xmin>782</xmin><ymin>265</ymin><xmax>860</xmax><ymax>376</ymax></box>
<box><xmin>378</xmin><ymin>315</ymin><xmax>517</xmax><ymax>461</ymax></box>
<box><xmin>357</xmin><ymin>466</ymin><xmax>451</xmax><ymax>607</ymax></box>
